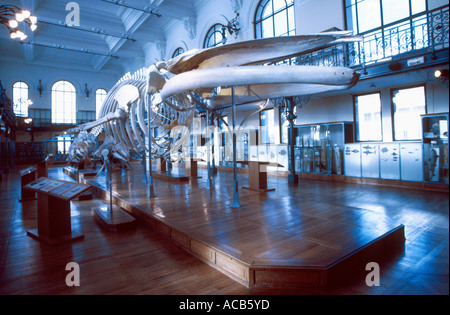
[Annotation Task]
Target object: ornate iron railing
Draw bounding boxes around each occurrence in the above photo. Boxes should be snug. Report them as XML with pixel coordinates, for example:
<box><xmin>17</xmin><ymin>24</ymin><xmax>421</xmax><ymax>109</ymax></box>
<box><xmin>294</xmin><ymin>5</ymin><xmax>449</xmax><ymax>69</ymax></box>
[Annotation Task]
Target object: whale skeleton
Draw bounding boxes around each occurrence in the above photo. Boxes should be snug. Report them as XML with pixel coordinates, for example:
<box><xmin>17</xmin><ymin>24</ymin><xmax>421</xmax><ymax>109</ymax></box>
<box><xmin>66</xmin><ymin>31</ymin><xmax>362</xmax><ymax>174</ymax></box>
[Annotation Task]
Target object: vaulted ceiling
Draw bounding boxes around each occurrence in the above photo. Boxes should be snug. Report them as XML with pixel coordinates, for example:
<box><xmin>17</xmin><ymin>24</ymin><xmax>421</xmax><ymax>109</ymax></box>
<box><xmin>0</xmin><ymin>0</ymin><xmax>201</xmax><ymax>74</ymax></box>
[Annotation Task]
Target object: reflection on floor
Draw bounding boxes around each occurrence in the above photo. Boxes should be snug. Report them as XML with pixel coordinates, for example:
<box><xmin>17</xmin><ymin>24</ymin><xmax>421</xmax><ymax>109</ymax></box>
<box><xmin>0</xmin><ymin>164</ymin><xmax>448</xmax><ymax>294</ymax></box>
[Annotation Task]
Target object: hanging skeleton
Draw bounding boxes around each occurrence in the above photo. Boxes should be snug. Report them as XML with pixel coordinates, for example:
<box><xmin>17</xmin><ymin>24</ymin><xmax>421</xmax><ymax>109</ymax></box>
<box><xmin>66</xmin><ymin>31</ymin><xmax>362</xmax><ymax>174</ymax></box>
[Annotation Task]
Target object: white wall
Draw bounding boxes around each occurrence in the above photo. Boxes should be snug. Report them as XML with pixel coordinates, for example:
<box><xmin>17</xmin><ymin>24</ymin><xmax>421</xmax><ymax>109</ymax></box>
<box><xmin>295</xmin><ymin>94</ymin><xmax>353</xmax><ymax>125</ymax></box>
<box><xmin>0</xmin><ymin>60</ymin><xmax>120</xmax><ymax>113</ymax></box>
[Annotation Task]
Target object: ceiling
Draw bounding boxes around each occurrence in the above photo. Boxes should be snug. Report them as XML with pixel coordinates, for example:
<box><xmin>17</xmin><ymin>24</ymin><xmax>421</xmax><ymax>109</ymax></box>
<box><xmin>0</xmin><ymin>0</ymin><xmax>202</xmax><ymax>74</ymax></box>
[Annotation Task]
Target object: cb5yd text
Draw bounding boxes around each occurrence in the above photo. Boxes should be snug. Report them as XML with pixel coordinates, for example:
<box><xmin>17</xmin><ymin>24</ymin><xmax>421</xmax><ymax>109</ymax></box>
<box><xmin>179</xmin><ymin>299</ymin><xmax>269</xmax><ymax>312</ymax></box>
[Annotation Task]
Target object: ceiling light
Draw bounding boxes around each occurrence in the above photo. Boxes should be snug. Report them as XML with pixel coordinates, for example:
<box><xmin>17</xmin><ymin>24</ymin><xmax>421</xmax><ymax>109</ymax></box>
<box><xmin>16</xmin><ymin>30</ymin><xmax>27</xmax><ymax>40</ymax></box>
<box><xmin>22</xmin><ymin>10</ymin><xmax>31</xmax><ymax>19</ymax></box>
<box><xmin>434</xmin><ymin>69</ymin><xmax>449</xmax><ymax>79</ymax></box>
<box><xmin>9</xmin><ymin>20</ymin><xmax>18</xmax><ymax>28</ymax></box>
<box><xmin>1</xmin><ymin>5</ymin><xmax>38</xmax><ymax>40</ymax></box>
<box><xmin>15</xmin><ymin>12</ymin><xmax>24</xmax><ymax>22</ymax></box>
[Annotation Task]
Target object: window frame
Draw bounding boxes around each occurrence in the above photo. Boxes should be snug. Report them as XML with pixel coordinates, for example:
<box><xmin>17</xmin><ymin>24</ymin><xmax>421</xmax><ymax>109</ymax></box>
<box><xmin>390</xmin><ymin>84</ymin><xmax>427</xmax><ymax>141</ymax></box>
<box><xmin>259</xmin><ymin>108</ymin><xmax>277</xmax><ymax>145</ymax></box>
<box><xmin>353</xmin><ymin>91</ymin><xmax>384</xmax><ymax>142</ymax></box>
<box><xmin>172</xmin><ymin>47</ymin><xmax>185</xmax><ymax>58</ymax></box>
<box><xmin>203</xmin><ymin>24</ymin><xmax>227</xmax><ymax>48</ymax></box>
<box><xmin>12</xmin><ymin>81</ymin><xmax>30</xmax><ymax>117</ymax></box>
<box><xmin>344</xmin><ymin>0</ymin><xmax>429</xmax><ymax>35</ymax></box>
<box><xmin>343</xmin><ymin>0</ymin><xmax>431</xmax><ymax>65</ymax></box>
<box><xmin>51</xmin><ymin>80</ymin><xmax>77</xmax><ymax>124</ymax></box>
<box><xmin>95</xmin><ymin>88</ymin><xmax>108</xmax><ymax>119</ymax></box>
<box><xmin>254</xmin><ymin>0</ymin><xmax>296</xmax><ymax>39</ymax></box>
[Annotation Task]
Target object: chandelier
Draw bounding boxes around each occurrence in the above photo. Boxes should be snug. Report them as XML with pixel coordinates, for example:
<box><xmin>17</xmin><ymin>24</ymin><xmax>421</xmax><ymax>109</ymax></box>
<box><xmin>0</xmin><ymin>5</ymin><xmax>37</xmax><ymax>40</ymax></box>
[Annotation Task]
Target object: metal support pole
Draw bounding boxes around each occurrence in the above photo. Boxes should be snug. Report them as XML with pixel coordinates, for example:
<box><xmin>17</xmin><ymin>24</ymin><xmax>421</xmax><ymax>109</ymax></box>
<box><xmin>231</xmin><ymin>86</ymin><xmax>241</xmax><ymax>208</ymax></box>
<box><xmin>108</xmin><ymin>159</ymin><xmax>113</xmax><ymax>220</ymax></box>
<box><xmin>286</xmin><ymin>97</ymin><xmax>298</xmax><ymax>184</ymax></box>
<box><xmin>206</xmin><ymin>110</ymin><xmax>213</xmax><ymax>189</ymax></box>
<box><xmin>142</xmin><ymin>156</ymin><xmax>148</xmax><ymax>183</ymax></box>
<box><xmin>211</xmin><ymin>114</ymin><xmax>217</xmax><ymax>175</ymax></box>
<box><xmin>147</xmin><ymin>103</ymin><xmax>156</xmax><ymax>198</ymax></box>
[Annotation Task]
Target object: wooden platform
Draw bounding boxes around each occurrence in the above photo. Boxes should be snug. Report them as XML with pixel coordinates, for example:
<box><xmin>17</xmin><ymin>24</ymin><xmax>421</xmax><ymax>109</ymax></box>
<box><xmin>92</xmin><ymin>204</ymin><xmax>136</xmax><ymax>232</ymax></box>
<box><xmin>152</xmin><ymin>171</ymin><xmax>189</xmax><ymax>183</ymax></box>
<box><xmin>79</xmin><ymin>162</ymin><xmax>406</xmax><ymax>290</ymax></box>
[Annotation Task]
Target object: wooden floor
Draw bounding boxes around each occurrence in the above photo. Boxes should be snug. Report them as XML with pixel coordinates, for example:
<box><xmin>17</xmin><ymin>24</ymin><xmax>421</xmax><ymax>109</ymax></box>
<box><xmin>0</xmin><ymin>163</ymin><xmax>448</xmax><ymax>295</ymax></box>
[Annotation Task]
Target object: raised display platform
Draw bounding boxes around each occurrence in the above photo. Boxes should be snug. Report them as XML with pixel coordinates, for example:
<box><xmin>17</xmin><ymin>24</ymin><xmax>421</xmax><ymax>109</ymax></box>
<box><xmin>92</xmin><ymin>204</ymin><xmax>136</xmax><ymax>232</ymax></box>
<box><xmin>152</xmin><ymin>171</ymin><xmax>189</xmax><ymax>183</ymax></box>
<box><xmin>78</xmin><ymin>163</ymin><xmax>405</xmax><ymax>290</ymax></box>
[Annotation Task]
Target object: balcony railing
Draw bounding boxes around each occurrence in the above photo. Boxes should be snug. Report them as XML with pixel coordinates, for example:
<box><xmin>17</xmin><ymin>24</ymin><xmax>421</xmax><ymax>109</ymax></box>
<box><xmin>295</xmin><ymin>5</ymin><xmax>449</xmax><ymax>70</ymax></box>
<box><xmin>22</xmin><ymin>108</ymin><xmax>96</xmax><ymax>128</ymax></box>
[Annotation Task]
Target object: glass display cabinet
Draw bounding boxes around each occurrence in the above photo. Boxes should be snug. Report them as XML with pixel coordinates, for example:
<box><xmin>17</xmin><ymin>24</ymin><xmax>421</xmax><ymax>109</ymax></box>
<box><xmin>379</xmin><ymin>143</ymin><xmax>400</xmax><ymax>180</ymax></box>
<box><xmin>296</xmin><ymin>122</ymin><xmax>354</xmax><ymax>175</ymax></box>
<box><xmin>236</xmin><ymin>130</ymin><xmax>249</xmax><ymax>162</ymax></box>
<box><xmin>344</xmin><ymin>143</ymin><xmax>362</xmax><ymax>177</ymax></box>
<box><xmin>422</xmin><ymin>113</ymin><xmax>449</xmax><ymax>184</ymax></box>
<box><xmin>400</xmin><ymin>142</ymin><xmax>423</xmax><ymax>182</ymax></box>
<box><xmin>361</xmin><ymin>144</ymin><xmax>380</xmax><ymax>178</ymax></box>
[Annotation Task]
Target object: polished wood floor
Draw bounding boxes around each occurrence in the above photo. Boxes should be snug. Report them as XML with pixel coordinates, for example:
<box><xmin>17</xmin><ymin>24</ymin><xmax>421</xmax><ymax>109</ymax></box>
<box><xmin>0</xmin><ymin>164</ymin><xmax>448</xmax><ymax>295</ymax></box>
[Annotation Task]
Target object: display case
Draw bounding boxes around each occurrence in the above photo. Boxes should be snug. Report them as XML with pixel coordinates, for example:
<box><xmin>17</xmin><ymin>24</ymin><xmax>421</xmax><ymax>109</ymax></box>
<box><xmin>296</xmin><ymin>122</ymin><xmax>354</xmax><ymax>175</ymax></box>
<box><xmin>400</xmin><ymin>142</ymin><xmax>423</xmax><ymax>182</ymax></box>
<box><xmin>236</xmin><ymin>130</ymin><xmax>249</xmax><ymax>162</ymax></box>
<box><xmin>277</xmin><ymin>145</ymin><xmax>289</xmax><ymax>172</ymax></box>
<box><xmin>361</xmin><ymin>144</ymin><xmax>380</xmax><ymax>178</ymax></box>
<box><xmin>379</xmin><ymin>143</ymin><xmax>400</xmax><ymax>180</ymax></box>
<box><xmin>249</xmin><ymin>145</ymin><xmax>258</xmax><ymax>161</ymax></box>
<box><xmin>344</xmin><ymin>143</ymin><xmax>362</xmax><ymax>177</ymax></box>
<box><xmin>422</xmin><ymin>113</ymin><xmax>449</xmax><ymax>184</ymax></box>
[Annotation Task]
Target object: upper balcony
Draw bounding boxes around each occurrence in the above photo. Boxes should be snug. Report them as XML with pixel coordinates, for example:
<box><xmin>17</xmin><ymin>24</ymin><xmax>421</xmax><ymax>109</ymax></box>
<box><xmin>295</xmin><ymin>4</ymin><xmax>449</xmax><ymax>79</ymax></box>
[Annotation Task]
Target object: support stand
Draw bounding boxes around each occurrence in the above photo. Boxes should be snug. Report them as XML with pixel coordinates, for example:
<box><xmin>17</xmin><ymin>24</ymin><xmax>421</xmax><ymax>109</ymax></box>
<box><xmin>286</xmin><ymin>97</ymin><xmax>299</xmax><ymax>184</ymax></box>
<box><xmin>211</xmin><ymin>115</ymin><xmax>218</xmax><ymax>175</ymax></box>
<box><xmin>92</xmin><ymin>157</ymin><xmax>136</xmax><ymax>231</ymax></box>
<box><xmin>206</xmin><ymin>110</ymin><xmax>214</xmax><ymax>189</ymax></box>
<box><xmin>231</xmin><ymin>86</ymin><xmax>241</xmax><ymax>208</ymax></box>
<box><xmin>142</xmin><ymin>156</ymin><xmax>148</xmax><ymax>183</ymax></box>
<box><xmin>24</xmin><ymin>177</ymin><xmax>91</xmax><ymax>245</ymax></box>
<box><xmin>148</xmin><ymin>100</ymin><xmax>156</xmax><ymax>198</ymax></box>
<box><xmin>240</xmin><ymin>161</ymin><xmax>280</xmax><ymax>192</ymax></box>
<box><xmin>20</xmin><ymin>167</ymin><xmax>38</xmax><ymax>202</ymax></box>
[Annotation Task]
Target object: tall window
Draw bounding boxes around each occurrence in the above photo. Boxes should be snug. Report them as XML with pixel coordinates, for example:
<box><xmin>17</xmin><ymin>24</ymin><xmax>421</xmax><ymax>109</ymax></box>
<box><xmin>345</xmin><ymin>0</ymin><xmax>429</xmax><ymax>64</ymax></box>
<box><xmin>172</xmin><ymin>47</ymin><xmax>185</xmax><ymax>58</ymax></box>
<box><xmin>96</xmin><ymin>88</ymin><xmax>107</xmax><ymax>119</ymax></box>
<box><xmin>260</xmin><ymin>109</ymin><xmax>278</xmax><ymax>144</ymax></box>
<box><xmin>13</xmin><ymin>81</ymin><xmax>30</xmax><ymax>117</ymax></box>
<box><xmin>354</xmin><ymin>93</ymin><xmax>383</xmax><ymax>141</ymax></box>
<box><xmin>392</xmin><ymin>85</ymin><xmax>426</xmax><ymax>140</ymax></box>
<box><xmin>204</xmin><ymin>24</ymin><xmax>227</xmax><ymax>48</ymax></box>
<box><xmin>255</xmin><ymin>0</ymin><xmax>295</xmax><ymax>39</ymax></box>
<box><xmin>52</xmin><ymin>81</ymin><xmax>76</xmax><ymax>124</ymax></box>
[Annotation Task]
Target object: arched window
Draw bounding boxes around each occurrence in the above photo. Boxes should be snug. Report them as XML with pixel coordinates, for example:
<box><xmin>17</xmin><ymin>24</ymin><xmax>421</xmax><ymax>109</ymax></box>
<box><xmin>204</xmin><ymin>24</ymin><xmax>227</xmax><ymax>48</ymax></box>
<box><xmin>255</xmin><ymin>0</ymin><xmax>295</xmax><ymax>39</ymax></box>
<box><xmin>52</xmin><ymin>80</ymin><xmax>76</xmax><ymax>124</ymax></box>
<box><xmin>172</xmin><ymin>47</ymin><xmax>185</xmax><ymax>58</ymax></box>
<box><xmin>13</xmin><ymin>81</ymin><xmax>30</xmax><ymax>117</ymax></box>
<box><xmin>96</xmin><ymin>88</ymin><xmax>107</xmax><ymax>119</ymax></box>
